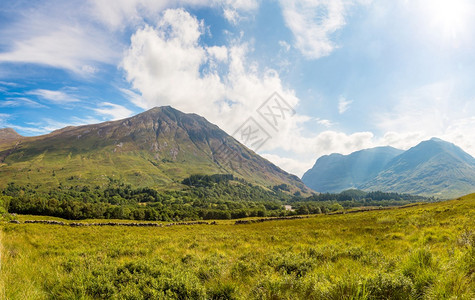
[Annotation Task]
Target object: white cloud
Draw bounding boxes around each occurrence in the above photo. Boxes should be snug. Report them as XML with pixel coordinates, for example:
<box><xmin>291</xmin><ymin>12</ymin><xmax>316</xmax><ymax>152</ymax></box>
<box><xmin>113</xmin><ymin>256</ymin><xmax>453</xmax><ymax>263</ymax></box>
<box><xmin>94</xmin><ymin>102</ymin><xmax>133</xmax><ymax>120</ymax></box>
<box><xmin>121</xmin><ymin>8</ymin><xmax>295</xmax><ymax>125</ymax></box>
<box><xmin>207</xmin><ymin>46</ymin><xmax>228</xmax><ymax>62</ymax></box>
<box><xmin>261</xmin><ymin>153</ymin><xmax>315</xmax><ymax>177</ymax></box>
<box><xmin>379</xmin><ymin>131</ymin><xmax>425</xmax><ymax>150</ymax></box>
<box><xmin>24</xmin><ymin>116</ymin><xmax>101</xmax><ymax>135</ymax></box>
<box><xmin>0</xmin><ymin>81</ymin><xmax>18</xmax><ymax>87</ymax></box>
<box><xmin>262</xmin><ymin>130</ymin><xmax>376</xmax><ymax>176</ymax></box>
<box><xmin>220</xmin><ymin>0</ymin><xmax>259</xmax><ymax>24</ymax></box>
<box><xmin>441</xmin><ymin>116</ymin><xmax>475</xmax><ymax>156</ymax></box>
<box><xmin>0</xmin><ymin>97</ymin><xmax>45</xmax><ymax>108</ymax></box>
<box><xmin>0</xmin><ymin>2</ymin><xmax>119</xmax><ymax>75</ymax></box>
<box><xmin>122</xmin><ymin>9</ymin><xmax>224</xmax><ymax>114</ymax></box>
<box><xmin>222</xmin><ymin>0</ymin><xmax>259</xmax><ymax>24</ymax></box>
<box><xmin>81</xmin><ymin>65</ymin><xmax>98</xmax><ymax>74</ymax></box>
<box><xmin>278</xmin><ymin>40</ymin><xmax>291</xmax><ymax>52</ymax></box>
<box><xmin>223</xmin><ymin>8</ymin><xmax>241</xmax><ymax>24</ymax></box>
<box><xmin>0</xmin><ymin>0</ymin><xmax>258</xmax><ymax>76</ymax></box>
<box><xmin>316</xmin><ymin>118</ymin><xmax>335</xmax><ymax>127</ymax></box>
<box><xmin>5</xmin><ymin>115</ymin><xmax>101</xmax><ymax>136</ymax></box>
<box><xmin>28</xmin><ymin>89</ymin><xmax>79</xmax><ymax>104</ymax></box>
<box><xmin>8</xmin><ymin>124</ymin><xmax>48</xmax><ymax>135</ymax></box>
<box><xmin>0</xmin><ymin>114</ymin><xmax>47</xmax><ymax>137</ymax></box>
<box><xmin>338</xmin><ymin>96</ymin><xmax>352</xmax><ymax>114</ymax></box>
<box><xmin>88</xmin><ymin>0</ymin><xmax>259</xmax><ymax>29</ymax></box>
<box><xmin>305</xmin><ymin>130</ymin><xmax>375</xmax><ymax>156</ymax></box>
<box><xmin>224</xmin><ymin>0</ymin><xmax>259</xmax><ymax>11</ymax></box>
<box><xmin>120</xmin><ymin>88</ymin><xmax>149</xmax><ymax>110</ymax></box>
<box><xmin>279</xmin><ymin>0</ymin><xmax>346</xmax><ymax>59</ymax></box>
<box><xmin>0</xmin><ymin>113</ymin><xmax>10</xmax><ymax>124</ymax></box>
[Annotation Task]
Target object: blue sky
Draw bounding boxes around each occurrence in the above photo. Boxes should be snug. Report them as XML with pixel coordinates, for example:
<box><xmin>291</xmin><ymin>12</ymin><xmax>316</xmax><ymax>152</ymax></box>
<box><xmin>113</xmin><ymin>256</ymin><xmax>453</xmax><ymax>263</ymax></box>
<box><xmin>1</xmin><ymin>0</ymin><xmax>475</xmax><ymax>177</ymax></box>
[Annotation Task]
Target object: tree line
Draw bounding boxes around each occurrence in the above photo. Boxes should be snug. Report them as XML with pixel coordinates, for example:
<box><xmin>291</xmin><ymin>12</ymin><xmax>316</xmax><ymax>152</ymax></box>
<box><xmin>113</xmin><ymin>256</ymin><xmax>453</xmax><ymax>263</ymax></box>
<box><xmin>1</xmin><ymin>175</ymin><xmax>431</xmax><ymax>221</ymax></box>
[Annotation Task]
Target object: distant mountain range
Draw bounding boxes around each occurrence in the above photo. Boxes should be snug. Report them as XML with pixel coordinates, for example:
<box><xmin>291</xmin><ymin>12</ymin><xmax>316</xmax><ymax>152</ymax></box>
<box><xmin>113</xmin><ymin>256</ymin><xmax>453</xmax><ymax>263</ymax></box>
<box><xmin>0</xmin><ymin>106</ymin><xmax>308</xmax><ymax>194</ymax></box>
<box><xmin>302</xmin><ymin>146</ymin><xmax>403</xmax><ymax>193</ymax></box>
<box><xmin>302</xmin><ymin>138</ymin><xmax>475</xmax><ymax>198</ymax></box>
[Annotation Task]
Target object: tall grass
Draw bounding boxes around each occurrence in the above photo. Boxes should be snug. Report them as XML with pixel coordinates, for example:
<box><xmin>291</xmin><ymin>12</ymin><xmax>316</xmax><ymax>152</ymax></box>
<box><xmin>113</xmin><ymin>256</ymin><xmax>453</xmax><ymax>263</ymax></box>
<box><xmin>1</xmin><ymin>194</ymin><xmax>474</xmax><ymax>299</ymax></box>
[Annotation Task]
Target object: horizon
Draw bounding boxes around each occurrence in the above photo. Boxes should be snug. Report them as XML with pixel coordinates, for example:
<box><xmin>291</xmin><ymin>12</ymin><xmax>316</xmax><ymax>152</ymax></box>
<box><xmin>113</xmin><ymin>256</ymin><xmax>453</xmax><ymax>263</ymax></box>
<box><xmin>1</xmin><ymin>0</ymin><xmax>475</xmax><ymax>177</ymax></box>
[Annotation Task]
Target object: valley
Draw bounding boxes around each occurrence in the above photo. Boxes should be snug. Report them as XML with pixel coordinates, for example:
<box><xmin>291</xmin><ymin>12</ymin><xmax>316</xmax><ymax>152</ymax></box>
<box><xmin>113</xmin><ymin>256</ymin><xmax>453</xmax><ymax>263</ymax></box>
<box><xmin>0</xmin><ymin>107</ymin><xmax>473</xmax><ymax>299</ymax></box>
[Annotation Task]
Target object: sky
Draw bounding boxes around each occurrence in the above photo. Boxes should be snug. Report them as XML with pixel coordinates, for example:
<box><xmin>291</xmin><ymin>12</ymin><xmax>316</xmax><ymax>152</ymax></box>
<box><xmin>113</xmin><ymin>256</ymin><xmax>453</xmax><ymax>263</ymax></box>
<box><xmin>1</xmin><ymin>0</ymin><xmax>475</xmax><ymax>177</ymax></box>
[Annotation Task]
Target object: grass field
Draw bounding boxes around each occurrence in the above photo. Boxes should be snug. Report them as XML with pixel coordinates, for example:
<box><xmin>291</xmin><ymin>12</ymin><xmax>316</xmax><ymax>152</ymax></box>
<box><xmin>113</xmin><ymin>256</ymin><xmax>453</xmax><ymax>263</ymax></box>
<box><xmin>1</xmin><ymin>195</ymin><xmax>474</xmax><ymax>299</ymax></box>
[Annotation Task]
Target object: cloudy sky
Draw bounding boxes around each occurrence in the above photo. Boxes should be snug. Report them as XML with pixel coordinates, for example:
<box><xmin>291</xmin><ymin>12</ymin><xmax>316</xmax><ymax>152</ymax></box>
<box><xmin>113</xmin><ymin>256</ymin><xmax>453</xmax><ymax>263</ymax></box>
<box><xmin>1</xmin><ymin>0</ymin><xmax>475</xmax><ymax>177</ymax></box>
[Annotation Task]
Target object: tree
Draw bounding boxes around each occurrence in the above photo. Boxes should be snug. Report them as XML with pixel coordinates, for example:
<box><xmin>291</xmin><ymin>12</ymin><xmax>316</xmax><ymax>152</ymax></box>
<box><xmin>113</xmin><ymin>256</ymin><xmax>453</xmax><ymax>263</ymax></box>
<box><xmin>0</xmin><ymin>195</ymin><xmax>12</xmax><ymax>214</ymax></box>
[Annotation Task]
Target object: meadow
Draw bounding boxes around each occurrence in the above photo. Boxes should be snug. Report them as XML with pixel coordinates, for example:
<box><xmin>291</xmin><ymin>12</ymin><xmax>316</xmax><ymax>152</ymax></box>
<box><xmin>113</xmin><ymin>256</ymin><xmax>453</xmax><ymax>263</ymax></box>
<box><xmin>0</xmin><ymin>194</ymin><xmax>474</xmax><ymax>299</ymax></box>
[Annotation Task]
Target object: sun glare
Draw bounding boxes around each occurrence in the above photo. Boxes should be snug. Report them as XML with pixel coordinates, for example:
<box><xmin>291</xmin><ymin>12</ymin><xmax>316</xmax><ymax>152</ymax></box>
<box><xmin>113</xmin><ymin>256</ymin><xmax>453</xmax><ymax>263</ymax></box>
<box><xmin>425</xmin><ymin>0</ymin><xmax>472</xmax><ymax>39</ymax></box>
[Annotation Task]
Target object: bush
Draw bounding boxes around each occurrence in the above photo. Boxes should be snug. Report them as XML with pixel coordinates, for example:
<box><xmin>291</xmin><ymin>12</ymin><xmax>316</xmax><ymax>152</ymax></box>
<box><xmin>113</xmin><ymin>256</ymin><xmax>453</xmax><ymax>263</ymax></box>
<box><xmin>366</xmin><ymin>273</ymin><xmax>414</xmax><ymax>299</ymax></box>
<box><xmin>0</xmin><ymin>195</ymin><xmax>11</xmax><ymax>214</ymax></box>
<box><xmin>270</xmin><ymin>252</ymin><xmax>314</xmax><ymax>277</ymax></box>
<box><xmin>207</xmin><ymin>283</ymin><xmax>237</xmax><ymax>300</ymax></box>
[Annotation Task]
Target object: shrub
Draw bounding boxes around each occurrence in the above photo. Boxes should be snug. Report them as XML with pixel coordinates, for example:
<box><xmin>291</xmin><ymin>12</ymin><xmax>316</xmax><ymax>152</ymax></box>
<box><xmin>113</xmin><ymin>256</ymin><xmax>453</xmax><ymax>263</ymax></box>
<box><xmin>270</xmin><ymin>252</ymin><xmax>314</xmax><ymax>277</ymax></box>
<box><xmin>366</xmin><ymin>273</ymin><xmax>414</xmax><ymax>299</ymax></box>
<box><xmin>207</xmin><ymin>282</ymin><xmax>237</xmax><ymax>300</ymax></box>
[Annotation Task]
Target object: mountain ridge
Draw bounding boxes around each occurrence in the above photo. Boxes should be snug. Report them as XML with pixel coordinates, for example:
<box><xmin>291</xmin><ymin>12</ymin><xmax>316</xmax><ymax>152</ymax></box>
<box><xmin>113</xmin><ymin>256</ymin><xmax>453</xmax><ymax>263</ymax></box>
<box><xmin>302</xmin><ymin>146</ymin><xmax>403</xmax><ymax>193</ymax></box>
<box><xmin>361</xmin><ymin>138</ymin><xmax>475</xmax><ymax>197</ymax></box>
<box><xmin>0</xmin><ymin>106</ymin><xmax>308</xmax><ymax>194</ymax></box>
<box><xmin>303</xmin><ymin>138</ymin><xmax>475</xmax><ymax>198</ymax></box>
<box><xmin>0</xmin><ymin>128</ymin><xmax>22</xmax><ymax>143</ymax></box>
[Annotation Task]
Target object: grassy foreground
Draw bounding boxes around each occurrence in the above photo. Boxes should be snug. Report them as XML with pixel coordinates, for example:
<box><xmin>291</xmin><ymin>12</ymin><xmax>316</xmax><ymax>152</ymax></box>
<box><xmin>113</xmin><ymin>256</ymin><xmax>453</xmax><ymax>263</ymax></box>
<box><xmin>1</xmin><ymin>195</ymin><xmax>474</xmax><ymax>299</ymax></box>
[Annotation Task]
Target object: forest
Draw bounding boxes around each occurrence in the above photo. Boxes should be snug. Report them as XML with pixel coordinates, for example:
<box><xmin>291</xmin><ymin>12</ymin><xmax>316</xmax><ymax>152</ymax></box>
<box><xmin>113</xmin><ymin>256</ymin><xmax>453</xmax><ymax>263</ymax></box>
<box><xmin>1</xmin><ymin>174</ymin><xmax>431</xmax><ymax>221</ymax></box>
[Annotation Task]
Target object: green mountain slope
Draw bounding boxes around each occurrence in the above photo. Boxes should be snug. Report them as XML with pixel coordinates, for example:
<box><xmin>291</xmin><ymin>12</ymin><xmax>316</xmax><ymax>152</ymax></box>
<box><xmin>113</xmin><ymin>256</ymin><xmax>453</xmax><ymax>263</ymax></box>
<box><xmin>302</xmin><ymin>146</ymin><xmax>403</xmax><ymax>192</ymax></box>
<box><xmin>0</xmin><ymin>106</ymin><xmax>308</xmax><ymax>193</ymax></box>
<box><xmin>361</xmin><ymin>138</ymin><xmax>475</xmax><ymax>198</ymax></box>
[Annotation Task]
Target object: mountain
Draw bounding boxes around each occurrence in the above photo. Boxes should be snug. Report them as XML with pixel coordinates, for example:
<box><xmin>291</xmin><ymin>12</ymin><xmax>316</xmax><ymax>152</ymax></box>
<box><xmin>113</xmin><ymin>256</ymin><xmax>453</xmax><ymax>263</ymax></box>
<box><xmin>302</xmin><ymin>146</ymin><xmax>403</xmax><ymax>193</ymax></box>
<box><xmin>0</xmin><ymin>106</ymin><xmax>308</xmax><ymax>193</ymax></box>
<box><xmin>0</xmin><ymin>128</ymin><xmax>22</xmax><ymax>142</ymax></box>
<box><xmin>303</xmin><ymin>138</ymin><xmax>475</xmax><ymax>198</ymax></box>
<box><xmin>361</xmin><ymin>138</ymin><xmax>475</xmax><ymax>198</ymax></box>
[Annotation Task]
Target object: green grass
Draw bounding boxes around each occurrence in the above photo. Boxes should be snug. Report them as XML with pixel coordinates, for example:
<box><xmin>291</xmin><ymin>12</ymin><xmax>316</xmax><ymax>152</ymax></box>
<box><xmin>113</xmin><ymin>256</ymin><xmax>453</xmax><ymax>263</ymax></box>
<box><xmin>1</xmin><ymin>195</ymin><xmax>474</xmax><ymax>299</ymax></box>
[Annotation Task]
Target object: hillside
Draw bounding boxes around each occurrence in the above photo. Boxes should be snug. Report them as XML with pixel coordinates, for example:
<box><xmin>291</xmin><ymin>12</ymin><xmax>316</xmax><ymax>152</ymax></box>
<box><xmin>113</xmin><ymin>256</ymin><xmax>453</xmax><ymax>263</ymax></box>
<box><xmin>362</xmin><ymin>138</ymin><xmax>475</xmax><ymax>198</ymax></box>
<box><xmin>0</xmin><ymin>106</ymin><xmax>307</xmax><ymax>193</ymax></box>
<box><xmin>302</xmin><ymin>146</ymin><xmax>403</xmax><ymax>192</ymax></box>
<box><xmin>2</xmin><ymin>194</ymin><xmax>474</xmax><ymax>299</ymax></box>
